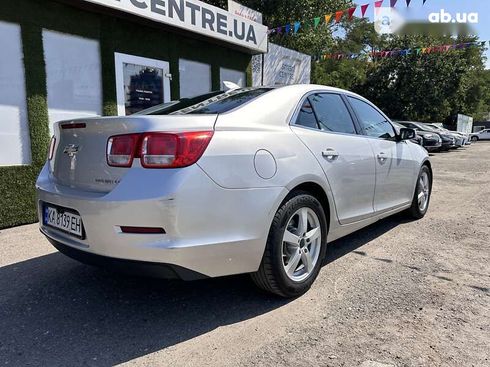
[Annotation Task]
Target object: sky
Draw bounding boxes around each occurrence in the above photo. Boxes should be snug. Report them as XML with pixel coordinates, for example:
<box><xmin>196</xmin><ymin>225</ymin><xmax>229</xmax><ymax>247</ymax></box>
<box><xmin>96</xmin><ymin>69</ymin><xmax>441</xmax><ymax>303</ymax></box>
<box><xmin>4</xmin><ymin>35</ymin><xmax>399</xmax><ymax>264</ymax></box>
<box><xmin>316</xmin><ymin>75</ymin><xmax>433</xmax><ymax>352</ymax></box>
<box><xmin>364</xmin><ymin>0</ymin><xmax>490</xmax><ymax>68</ymax></box>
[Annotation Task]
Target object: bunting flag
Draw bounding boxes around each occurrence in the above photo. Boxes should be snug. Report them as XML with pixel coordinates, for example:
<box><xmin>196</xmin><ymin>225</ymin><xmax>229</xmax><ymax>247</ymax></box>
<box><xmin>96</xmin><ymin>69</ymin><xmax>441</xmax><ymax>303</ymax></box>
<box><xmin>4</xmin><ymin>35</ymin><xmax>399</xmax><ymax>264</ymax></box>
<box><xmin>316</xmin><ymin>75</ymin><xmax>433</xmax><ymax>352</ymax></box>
<box><xmin>294</xmin><ymin>21</ymin><xmax>301</xmax><ymax>34</ymax></box>
<box><xmin>348</xmin><ymin>7</ymin><xmax>357</xmax><ymax>20</ymax></box>
<box><xmin>361</xmin><ymin>4</ymin><xmax>369</xmax><ymax>17</ymax></box>
<box><xmin>270</xmin><ymin>0</ymin><xmax>432</xmax><ymax>36</ymax></box>
<box><xmin>313</xmin><ymin>40</ymin><xmax>488</xmax><ymax>61</ymax></box>
<box><xmin>335</xmin><ymin>10</ymin><xmax>344</xmax><ymax>23</ymax></box>
<box><xmin>314</xmin><ymin>17</ymin><xmax>321</xmax><ymax>28</ymax></box>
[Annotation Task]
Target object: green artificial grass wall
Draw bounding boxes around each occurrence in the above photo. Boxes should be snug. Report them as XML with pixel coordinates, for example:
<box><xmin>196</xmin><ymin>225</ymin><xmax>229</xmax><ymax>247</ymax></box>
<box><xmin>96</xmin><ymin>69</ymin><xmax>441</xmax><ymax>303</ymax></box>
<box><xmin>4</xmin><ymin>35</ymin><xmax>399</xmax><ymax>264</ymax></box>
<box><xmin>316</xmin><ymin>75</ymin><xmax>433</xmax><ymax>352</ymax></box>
<box><xmin>0</xmin><ymin>0</ymin><xmax>251</xmax><ymax>229</ymax></box>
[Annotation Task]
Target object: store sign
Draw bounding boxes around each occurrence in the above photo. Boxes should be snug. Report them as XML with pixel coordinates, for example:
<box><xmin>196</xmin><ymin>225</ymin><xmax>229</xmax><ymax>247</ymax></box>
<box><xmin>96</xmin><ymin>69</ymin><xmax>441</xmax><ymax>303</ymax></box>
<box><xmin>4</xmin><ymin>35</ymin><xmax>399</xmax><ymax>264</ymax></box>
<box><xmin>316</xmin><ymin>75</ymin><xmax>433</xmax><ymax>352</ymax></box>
<box><xmin>252</xmin><ymin>43</ymin><xmax>311</xmax><ymax>86</ymax></box>
<box><xmin>82</xmin><ymin>0</ymin><xmax>267</xmax><ymax>52</ymax></box>
<box><xmin>228</xmin><ymin>0</ymin><xmax>262</xmax><ymax>24</ymax></box>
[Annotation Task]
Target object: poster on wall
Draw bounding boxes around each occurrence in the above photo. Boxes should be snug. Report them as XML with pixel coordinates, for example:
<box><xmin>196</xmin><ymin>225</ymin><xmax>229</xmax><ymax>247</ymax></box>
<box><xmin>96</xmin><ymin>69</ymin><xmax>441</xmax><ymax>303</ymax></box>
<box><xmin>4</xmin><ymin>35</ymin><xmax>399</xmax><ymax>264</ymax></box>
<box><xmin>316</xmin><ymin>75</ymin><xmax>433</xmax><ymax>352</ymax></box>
<box><xmin>252</xmin><ymin>43</ymin><xmax>311</xmax><ymax>87</ymax></box>
<box><xmin>123</xmin><ymin>63</ymin><xmax>164</xmax><ymax>115</ymax></box>
<box><xmin>115</xmin><ymin>53</ymin><xmax>170</xmax><ymax>116</ymax></box>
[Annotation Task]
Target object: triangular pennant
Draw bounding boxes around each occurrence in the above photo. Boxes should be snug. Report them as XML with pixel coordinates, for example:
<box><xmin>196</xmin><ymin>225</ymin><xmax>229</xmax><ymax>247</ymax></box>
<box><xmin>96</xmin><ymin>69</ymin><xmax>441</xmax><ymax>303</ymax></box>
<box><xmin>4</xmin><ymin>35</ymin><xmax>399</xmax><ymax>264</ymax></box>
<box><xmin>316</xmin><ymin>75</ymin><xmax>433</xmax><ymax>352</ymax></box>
<box><xmin>335</xmin><ymin>10</ymin><xmax>344</xmax><ymax>23</ymax></box>
<box><xmin>314</xmin><ymin>17</ymin><xmax>321</xmax><ymax>28</ymax></box>
<box><xmin>293</xmin><ymin>21</ymin><xmax>301</xmax><ymax>34</ymax></box>
<box><xmin>406</xmin><ymin>0</ymin><xmax>411</xmax><ymax>6</ymax></box>
<box><xmin>325</xmin><ymin>14</ymin><xmax>333</xmax><ymax>24</ymax></box>
<box><xmin>276</xmin><ymin>26</ymin><xmax>282</xmax><ymax>34</ymax></box>
<box><xmin>285</xmin><ymin>24</ymin><xmax>291</xmax><ymax>34</ymax></box>
<box><xmin>390</xmin><ymin>0</ymin><xmax>397</xmax><ymax>7</ymax></box>
<box><xmin>374</xmin><ymin>0</ymin><xmax>384</xmax><ymax>8</ymax></box>
<box><xmin>348</xmin><ymin>7</ymin><xmax>357</xmax><ymax>20</ymax></box>
<box><xmin>361</xmin><ymin>4</ymin><xmax>369</xmax><ymax>17</ymax></box>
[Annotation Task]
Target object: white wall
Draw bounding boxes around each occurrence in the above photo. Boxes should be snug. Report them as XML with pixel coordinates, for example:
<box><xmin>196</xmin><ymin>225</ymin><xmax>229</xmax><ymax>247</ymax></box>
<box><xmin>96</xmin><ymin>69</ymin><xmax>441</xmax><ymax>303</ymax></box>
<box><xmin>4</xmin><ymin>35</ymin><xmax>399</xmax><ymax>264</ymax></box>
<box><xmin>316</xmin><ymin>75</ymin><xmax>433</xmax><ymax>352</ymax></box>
<box><xmin>219</xmin><ymin>67</ymin><xmax>246</xmax><ymax>89</ymax></box>
<box><xmin>43</xmin><ymin>30</ymin><xmax>102</xmax><ymax>132</ymax></box>
<box><xmin>0</xmin><ymin>21</ymin><xmax>31</xmax><ymax>166</ymax></box>
<box><xmin>179</xmin><ymin>59</ymin><xmax>211</xmax><ymax>98</ymax></box>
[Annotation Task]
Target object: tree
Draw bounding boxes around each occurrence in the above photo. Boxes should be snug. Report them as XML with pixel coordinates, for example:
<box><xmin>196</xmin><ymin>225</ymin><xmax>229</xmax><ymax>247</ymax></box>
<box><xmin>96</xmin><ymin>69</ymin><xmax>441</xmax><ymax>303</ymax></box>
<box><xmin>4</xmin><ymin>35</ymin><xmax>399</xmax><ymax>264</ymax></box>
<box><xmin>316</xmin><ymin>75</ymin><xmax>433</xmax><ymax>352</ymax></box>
<box><xmin>354</xmin><ymin>34</ymin><xmax>488</xmax><ymax>122</ymax></box>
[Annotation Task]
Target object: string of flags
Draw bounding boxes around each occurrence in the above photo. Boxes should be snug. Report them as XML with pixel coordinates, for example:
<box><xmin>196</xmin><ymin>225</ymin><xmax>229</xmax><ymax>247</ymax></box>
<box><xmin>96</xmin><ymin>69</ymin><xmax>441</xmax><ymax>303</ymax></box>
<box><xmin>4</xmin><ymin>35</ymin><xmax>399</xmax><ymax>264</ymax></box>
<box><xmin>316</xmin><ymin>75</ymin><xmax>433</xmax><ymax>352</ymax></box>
<box><xmin>312</xmin><ymin>40</ymin><xmax>489</xmax><ymax>61</ymax></box>
<box><xmin>268</xmin><ymin>0</ymin><xmax>430</xmax><ymax>36</ymax></box>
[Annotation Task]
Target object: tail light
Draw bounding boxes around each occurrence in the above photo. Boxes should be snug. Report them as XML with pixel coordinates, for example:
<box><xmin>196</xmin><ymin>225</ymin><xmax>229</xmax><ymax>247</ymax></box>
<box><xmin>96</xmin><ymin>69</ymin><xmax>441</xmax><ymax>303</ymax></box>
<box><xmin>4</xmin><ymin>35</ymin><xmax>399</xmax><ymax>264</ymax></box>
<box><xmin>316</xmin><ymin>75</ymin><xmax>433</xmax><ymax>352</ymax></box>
<box><xmin>107</xmin><ymin>134</ymin><xmax>140</xmax><ymax>167</ymax></box>
<box><xmin>141</xmin><ymin>131</ymin><xmax>213</xmax><ymax>168</ymax></box>
<box><xmin>106</xmin><ymin>131</ymin><xmax>213</xmax><ymax>169</ymax></box>
<box><xmin>48</xmin><ymin>136</ymin><xmax>56</xmax><ymax>160</ymax></box>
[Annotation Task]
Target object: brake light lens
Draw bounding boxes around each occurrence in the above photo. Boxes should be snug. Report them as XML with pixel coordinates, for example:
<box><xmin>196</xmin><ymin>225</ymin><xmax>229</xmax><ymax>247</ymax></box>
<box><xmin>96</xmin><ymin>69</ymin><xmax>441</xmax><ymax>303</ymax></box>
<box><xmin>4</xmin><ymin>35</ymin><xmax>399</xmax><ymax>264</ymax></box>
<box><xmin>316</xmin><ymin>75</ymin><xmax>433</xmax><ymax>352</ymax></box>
<box><xmin>140</xmin><ymin>131</ymin><xmax>213</xmax><ymax>168</ymax></box>
<box><xmin>106</xmin><ymin>131</ymin><xmax>213</xmax><ymax>168</ymax></box>
<box><xmin>48</xmin><ymin>136</ymin><xmax>56</xmax><ymax>160</ymax></box>
<box><xmin>106</xmin><ymin>134</ymin><xmax>140</xmax><ymax>167</ymax></box>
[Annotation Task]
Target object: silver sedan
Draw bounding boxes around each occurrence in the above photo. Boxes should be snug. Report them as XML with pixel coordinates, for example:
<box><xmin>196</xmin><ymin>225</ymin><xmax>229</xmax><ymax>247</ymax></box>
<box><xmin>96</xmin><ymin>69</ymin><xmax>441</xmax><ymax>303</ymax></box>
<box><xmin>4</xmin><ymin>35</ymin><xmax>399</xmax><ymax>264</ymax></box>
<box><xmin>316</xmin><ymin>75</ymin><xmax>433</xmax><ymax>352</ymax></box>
<box><xmin>37</xmin><ymin>85</ymin><xmax>432</xmax><ymax>297</ymax></box>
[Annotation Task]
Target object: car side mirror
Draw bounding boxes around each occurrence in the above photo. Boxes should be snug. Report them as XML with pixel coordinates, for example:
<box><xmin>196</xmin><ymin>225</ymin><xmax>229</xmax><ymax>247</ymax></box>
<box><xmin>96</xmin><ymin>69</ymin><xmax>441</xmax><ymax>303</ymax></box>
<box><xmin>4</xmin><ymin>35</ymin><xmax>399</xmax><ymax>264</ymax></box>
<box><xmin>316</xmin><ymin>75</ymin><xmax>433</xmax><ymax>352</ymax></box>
<box><xmin>399</xmin><ymin>128</ymin><xmax>416</xmax><ymax>141</ymax></box>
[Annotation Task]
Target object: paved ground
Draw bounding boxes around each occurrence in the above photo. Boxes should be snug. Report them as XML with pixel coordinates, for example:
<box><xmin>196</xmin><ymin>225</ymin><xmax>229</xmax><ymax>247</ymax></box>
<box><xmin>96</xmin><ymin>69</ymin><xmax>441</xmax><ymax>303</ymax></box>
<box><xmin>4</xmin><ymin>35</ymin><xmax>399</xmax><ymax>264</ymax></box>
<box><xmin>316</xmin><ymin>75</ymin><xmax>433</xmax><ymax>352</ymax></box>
<box><xmin>1</xmin><ymin>142</ymin><xmax>489</xmax><ymax>367</ymax></box>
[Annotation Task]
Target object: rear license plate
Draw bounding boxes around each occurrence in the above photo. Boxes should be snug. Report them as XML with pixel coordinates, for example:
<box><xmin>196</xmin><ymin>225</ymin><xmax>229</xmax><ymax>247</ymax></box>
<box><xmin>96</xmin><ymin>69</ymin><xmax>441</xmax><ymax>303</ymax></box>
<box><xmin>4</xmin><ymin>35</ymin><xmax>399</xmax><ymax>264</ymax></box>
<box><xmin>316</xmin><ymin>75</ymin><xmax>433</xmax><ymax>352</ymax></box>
<box><xmin>43</xmin><ymin>204</ymin><xmax>84</xmax><ymax>238</ymax></box>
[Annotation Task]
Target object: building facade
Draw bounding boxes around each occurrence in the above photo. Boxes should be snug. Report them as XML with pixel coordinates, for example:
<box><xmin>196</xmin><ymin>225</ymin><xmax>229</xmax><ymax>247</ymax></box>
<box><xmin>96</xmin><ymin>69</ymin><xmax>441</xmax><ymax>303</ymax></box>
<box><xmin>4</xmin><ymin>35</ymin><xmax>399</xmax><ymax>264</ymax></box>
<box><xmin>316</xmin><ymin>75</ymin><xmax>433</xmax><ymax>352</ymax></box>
<box><xmin>0</xmin><ymin>0</ymin><xmax>267</xmax><ymax>228</ymax></box>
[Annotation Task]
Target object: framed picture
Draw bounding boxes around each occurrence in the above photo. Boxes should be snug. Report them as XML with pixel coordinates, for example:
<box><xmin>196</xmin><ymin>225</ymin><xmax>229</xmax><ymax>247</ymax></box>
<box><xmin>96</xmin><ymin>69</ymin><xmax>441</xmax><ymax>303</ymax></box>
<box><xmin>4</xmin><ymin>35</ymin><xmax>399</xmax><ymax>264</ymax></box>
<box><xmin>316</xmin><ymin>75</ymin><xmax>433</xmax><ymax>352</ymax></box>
<box><xmin>114</xmin><ymin>53</ymin><xmax>171</xmax><ymax>116</ymax></box>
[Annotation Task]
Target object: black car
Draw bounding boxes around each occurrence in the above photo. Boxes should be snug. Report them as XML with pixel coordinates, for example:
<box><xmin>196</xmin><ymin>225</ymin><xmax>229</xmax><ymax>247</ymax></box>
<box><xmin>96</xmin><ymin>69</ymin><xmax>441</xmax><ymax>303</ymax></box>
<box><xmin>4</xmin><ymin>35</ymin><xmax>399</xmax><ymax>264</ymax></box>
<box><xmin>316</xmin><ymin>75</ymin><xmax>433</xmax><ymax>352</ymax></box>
<box><xmin>395</xmin><ymin>121</ymin><xmax>444</xmax><ymax>152</ymax></box>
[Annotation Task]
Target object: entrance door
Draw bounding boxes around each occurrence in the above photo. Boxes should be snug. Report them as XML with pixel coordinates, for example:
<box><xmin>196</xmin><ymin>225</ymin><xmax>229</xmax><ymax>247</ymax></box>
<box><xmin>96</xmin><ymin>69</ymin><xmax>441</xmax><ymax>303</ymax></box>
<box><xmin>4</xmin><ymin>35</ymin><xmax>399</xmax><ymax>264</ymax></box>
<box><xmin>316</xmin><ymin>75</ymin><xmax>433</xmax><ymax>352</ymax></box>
<box><xmin>115</xmin><ymin>53</ymin><xmax>171</xmax><ymax>116</ymax></box>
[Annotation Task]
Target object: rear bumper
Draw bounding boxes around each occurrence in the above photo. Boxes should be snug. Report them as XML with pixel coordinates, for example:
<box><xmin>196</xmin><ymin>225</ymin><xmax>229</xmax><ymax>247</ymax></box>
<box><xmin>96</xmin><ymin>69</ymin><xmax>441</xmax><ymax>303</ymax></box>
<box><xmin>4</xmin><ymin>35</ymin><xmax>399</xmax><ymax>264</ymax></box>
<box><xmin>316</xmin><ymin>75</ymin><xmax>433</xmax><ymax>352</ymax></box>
<box><xmin>36</xmin><ymin>163</ymin><xmax>287</xmax><ymax>278</ymax></box>
<box><xmin>45</xmin><ymin>234</ymin><xmax>207</xmax><ymax>280</ymax></box>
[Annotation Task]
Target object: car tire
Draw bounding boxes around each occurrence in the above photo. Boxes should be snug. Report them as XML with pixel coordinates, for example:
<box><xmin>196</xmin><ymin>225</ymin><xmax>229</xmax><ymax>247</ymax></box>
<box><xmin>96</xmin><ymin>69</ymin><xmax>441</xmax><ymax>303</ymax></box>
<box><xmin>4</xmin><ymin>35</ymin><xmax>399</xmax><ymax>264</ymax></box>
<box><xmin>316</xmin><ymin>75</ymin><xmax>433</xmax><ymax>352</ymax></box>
<box><xmin>471</xmin><ymin>136</ymin><xmax>478</xmax><ymax>142</ymax></box>
<box><xmin>406</xmin><ymin>165</ymin><xmax>432</xmax><ymax>220</ymax></box>
<box><xmin>251</xmin><ymin>191</ymin><xmax>328</xmax><ymax>298</ymax></box>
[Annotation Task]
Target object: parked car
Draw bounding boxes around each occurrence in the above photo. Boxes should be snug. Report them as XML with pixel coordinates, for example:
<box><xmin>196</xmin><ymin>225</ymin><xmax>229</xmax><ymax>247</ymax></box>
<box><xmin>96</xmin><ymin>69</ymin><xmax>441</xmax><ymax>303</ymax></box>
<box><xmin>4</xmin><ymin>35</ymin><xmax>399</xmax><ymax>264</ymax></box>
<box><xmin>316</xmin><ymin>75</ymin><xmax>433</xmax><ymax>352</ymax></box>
<box><xmin>36</xmin><ymin>85</ymin><xmax>432</xmax><ymax>297</ymax></box>
<box><xmin>397</xmin><ymin>121</ymin><xmax>453</xmax><ymax>151</ymax></box>
<box><xmin>393</xmin><ymin>122</ymin><xmax>441</xmax><ymax>152</ymax></box>
<box><xmin>470</xmin><ymin>129</ymin><xmax>490</xmax><ymax>142</ymax></box>
<box><xmin>425</xmin><ymin>124</ymin><xmax>469</xmax><ymax>146</ymax></box>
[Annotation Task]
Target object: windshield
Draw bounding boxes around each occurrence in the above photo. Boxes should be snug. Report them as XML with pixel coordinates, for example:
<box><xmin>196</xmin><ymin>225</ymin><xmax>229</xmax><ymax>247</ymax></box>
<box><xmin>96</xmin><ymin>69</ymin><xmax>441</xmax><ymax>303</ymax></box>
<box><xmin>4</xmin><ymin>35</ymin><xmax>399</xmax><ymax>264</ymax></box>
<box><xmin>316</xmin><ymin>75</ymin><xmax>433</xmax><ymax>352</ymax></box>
<box><xmin>138</xmin><ymin>88</ymin><xmax>272</xmax><ymax>116</ymax></box>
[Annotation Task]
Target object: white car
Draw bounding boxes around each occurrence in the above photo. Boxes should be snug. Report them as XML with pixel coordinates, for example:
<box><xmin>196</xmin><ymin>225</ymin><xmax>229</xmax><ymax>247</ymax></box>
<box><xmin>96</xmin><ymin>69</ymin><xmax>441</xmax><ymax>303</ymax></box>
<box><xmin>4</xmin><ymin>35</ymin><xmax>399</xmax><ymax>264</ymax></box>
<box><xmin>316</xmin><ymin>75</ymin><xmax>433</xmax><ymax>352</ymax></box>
<box><xmin>37</xmin><ymin>85</ymin><xmax>432</xmax><ymax>297</ymax></box>
<box><xmin>471</xmin><ymin>129</ymin><xmax>490</xmax><ymax>141</ymax></box>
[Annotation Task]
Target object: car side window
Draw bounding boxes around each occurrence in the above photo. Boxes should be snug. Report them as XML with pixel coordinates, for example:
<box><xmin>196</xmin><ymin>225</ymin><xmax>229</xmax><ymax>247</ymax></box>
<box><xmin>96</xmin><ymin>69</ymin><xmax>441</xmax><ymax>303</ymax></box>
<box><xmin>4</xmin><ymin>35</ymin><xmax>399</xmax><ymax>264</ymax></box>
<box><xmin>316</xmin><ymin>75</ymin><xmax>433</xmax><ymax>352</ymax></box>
<box><xmin>308</xmin><ymin>93</ymin><xmax>357</xmax><ymax>134</ymax></box>
<box><xmin>295</xmin><ymin>98</ymin><xmax>319</xmax><ymax>129</ymax></box>
<box><xmin>348</xmin><ymin>97</ymin><xmax>396</xmax><ymax>139</ymax></box>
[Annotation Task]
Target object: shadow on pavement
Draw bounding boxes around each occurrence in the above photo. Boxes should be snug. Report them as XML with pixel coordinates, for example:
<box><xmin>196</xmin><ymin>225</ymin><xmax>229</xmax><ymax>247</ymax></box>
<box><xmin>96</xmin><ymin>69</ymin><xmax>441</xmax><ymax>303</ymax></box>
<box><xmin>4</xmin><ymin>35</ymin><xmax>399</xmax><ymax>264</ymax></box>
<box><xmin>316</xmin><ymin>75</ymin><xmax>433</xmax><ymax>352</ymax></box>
<box><xmin>0</xmin><ymin>216</ymin><xmax>403</xmax><ymax>365</ymax></box>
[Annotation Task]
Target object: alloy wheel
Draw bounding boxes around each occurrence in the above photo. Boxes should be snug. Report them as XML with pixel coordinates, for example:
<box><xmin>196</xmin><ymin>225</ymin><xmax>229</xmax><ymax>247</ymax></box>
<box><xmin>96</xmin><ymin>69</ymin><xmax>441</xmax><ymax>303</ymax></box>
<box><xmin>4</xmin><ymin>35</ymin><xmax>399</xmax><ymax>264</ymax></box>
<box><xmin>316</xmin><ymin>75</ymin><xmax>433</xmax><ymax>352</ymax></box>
<box><xmin>281</xmin><ymin>207</ymin><xmax>322</xmax><ymax>282</ymax></box>
<box><xmin>417</xmin><ymin>171</ymin><xmax>430</xmax><ymax>212</ymax></box>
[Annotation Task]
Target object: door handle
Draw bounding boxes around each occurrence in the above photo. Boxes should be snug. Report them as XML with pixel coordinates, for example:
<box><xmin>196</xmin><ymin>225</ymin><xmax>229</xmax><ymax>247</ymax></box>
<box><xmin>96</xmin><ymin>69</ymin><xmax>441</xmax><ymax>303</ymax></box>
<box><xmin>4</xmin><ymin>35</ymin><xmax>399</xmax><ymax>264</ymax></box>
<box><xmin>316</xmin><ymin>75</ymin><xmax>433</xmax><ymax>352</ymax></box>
<box><xmin>377</xmin><ymin>152</ymin><xmax>388</xmax><ymax>163</ymax></box>
<box><xmin>322</xmin><ymin>149</ymin><xmax>339</xmax><ymax>161</ymax></box>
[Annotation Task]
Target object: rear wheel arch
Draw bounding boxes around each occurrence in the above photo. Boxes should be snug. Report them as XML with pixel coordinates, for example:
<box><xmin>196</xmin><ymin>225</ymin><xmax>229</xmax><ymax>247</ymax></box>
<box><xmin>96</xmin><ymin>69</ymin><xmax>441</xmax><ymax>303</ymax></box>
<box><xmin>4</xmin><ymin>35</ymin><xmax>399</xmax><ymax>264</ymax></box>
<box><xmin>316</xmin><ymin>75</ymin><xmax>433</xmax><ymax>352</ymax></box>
<box><xmin>286</xmin><ymin>182</ymin><xmax>331</xmax><ymax>231</ymax></box>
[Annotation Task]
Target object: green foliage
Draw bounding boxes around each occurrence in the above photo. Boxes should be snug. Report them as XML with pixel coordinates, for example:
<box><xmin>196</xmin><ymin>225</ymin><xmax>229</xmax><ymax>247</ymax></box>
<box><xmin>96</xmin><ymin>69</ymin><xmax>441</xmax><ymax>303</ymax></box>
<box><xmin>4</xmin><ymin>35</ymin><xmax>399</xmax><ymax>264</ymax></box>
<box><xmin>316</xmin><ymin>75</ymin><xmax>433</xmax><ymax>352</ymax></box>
<box><xmin>354</xmin><ymin>34</ymin><xmax>488</xmax><ymax>122</ymax></box>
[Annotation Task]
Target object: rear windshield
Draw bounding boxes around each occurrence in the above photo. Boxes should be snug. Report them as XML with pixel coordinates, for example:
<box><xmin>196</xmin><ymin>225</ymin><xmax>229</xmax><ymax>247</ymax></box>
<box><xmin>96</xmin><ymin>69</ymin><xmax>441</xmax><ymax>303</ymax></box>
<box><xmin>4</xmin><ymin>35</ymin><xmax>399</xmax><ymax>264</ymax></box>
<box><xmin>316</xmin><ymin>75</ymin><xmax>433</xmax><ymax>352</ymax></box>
<box><xmin>138</xmin><ymin>88</ymin><xmax>272</xmax><ymax>116</ymax></box>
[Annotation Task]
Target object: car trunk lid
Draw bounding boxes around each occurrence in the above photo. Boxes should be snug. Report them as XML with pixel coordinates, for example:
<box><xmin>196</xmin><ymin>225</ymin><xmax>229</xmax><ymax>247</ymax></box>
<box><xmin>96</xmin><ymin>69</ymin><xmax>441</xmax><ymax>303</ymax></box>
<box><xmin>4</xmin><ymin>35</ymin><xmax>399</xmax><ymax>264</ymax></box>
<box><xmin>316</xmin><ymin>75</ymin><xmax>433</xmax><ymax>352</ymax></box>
<box><xmin>51</xmin><ymin>115</ymin><xmax>217</xmax><ymax>193</ymax></box>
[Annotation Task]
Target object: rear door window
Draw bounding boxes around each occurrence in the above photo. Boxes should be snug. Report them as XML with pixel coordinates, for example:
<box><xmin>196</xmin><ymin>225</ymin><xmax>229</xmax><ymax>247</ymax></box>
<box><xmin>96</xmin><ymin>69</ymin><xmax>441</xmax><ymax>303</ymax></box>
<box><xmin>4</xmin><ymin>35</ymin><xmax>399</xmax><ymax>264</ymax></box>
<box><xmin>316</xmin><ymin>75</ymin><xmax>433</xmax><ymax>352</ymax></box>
<box><xmin>309</xmin><ymin>93</ymin><xmax>357</xmax><ymax>134</ymax></box>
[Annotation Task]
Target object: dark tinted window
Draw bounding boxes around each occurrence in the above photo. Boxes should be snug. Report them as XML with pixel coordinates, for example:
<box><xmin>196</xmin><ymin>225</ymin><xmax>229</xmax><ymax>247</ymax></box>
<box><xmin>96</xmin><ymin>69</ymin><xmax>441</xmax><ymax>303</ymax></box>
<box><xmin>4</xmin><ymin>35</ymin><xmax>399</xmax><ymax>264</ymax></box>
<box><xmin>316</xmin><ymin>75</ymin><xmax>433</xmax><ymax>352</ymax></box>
<box><xmin>137</xmin><ymin>91</ymin><xmax>224</xmax><ymax>115</ymax></box>
<box><xmin>309</xmin><ymin>93</ymin><xmax>356</xmax><ymax>134</ymax></box>
<box><xmin>295</xmin><ymin>98</ymin><xmax>319</xmax><ymax>129</ymax></box>
<box><xmin>179</xmin><ymin>88</ymin><xmax>271</xmax><ymax>114</ymax></box>
<box><xmin>138</xmin><ymin>88</ymin><xmax>271</xmax><ymax>115</ymax></box>
<box><xmin>348</xmin><ymin>97</ymin><xmax>395</xmax><ymax>139</ymax></box>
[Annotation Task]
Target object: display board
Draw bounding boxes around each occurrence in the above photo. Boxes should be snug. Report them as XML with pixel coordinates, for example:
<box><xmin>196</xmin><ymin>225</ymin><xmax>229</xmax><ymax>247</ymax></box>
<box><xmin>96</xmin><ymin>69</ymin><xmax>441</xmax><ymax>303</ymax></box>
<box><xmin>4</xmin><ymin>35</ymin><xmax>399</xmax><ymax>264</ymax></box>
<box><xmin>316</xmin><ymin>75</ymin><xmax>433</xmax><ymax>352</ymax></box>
<box><xmin>252</xmin><ymin>43</ymin><xmax>311</xmax><ymax>87</ymax></box>
<box><xmin>0</xmin><ymin>21</ymin><xmax>31</xmax><ymax>165</ymax></box>
<box><xmin>43</xmin><ymin>30</ymin><xmax>102</xmax><ymax>130</ymax></box>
